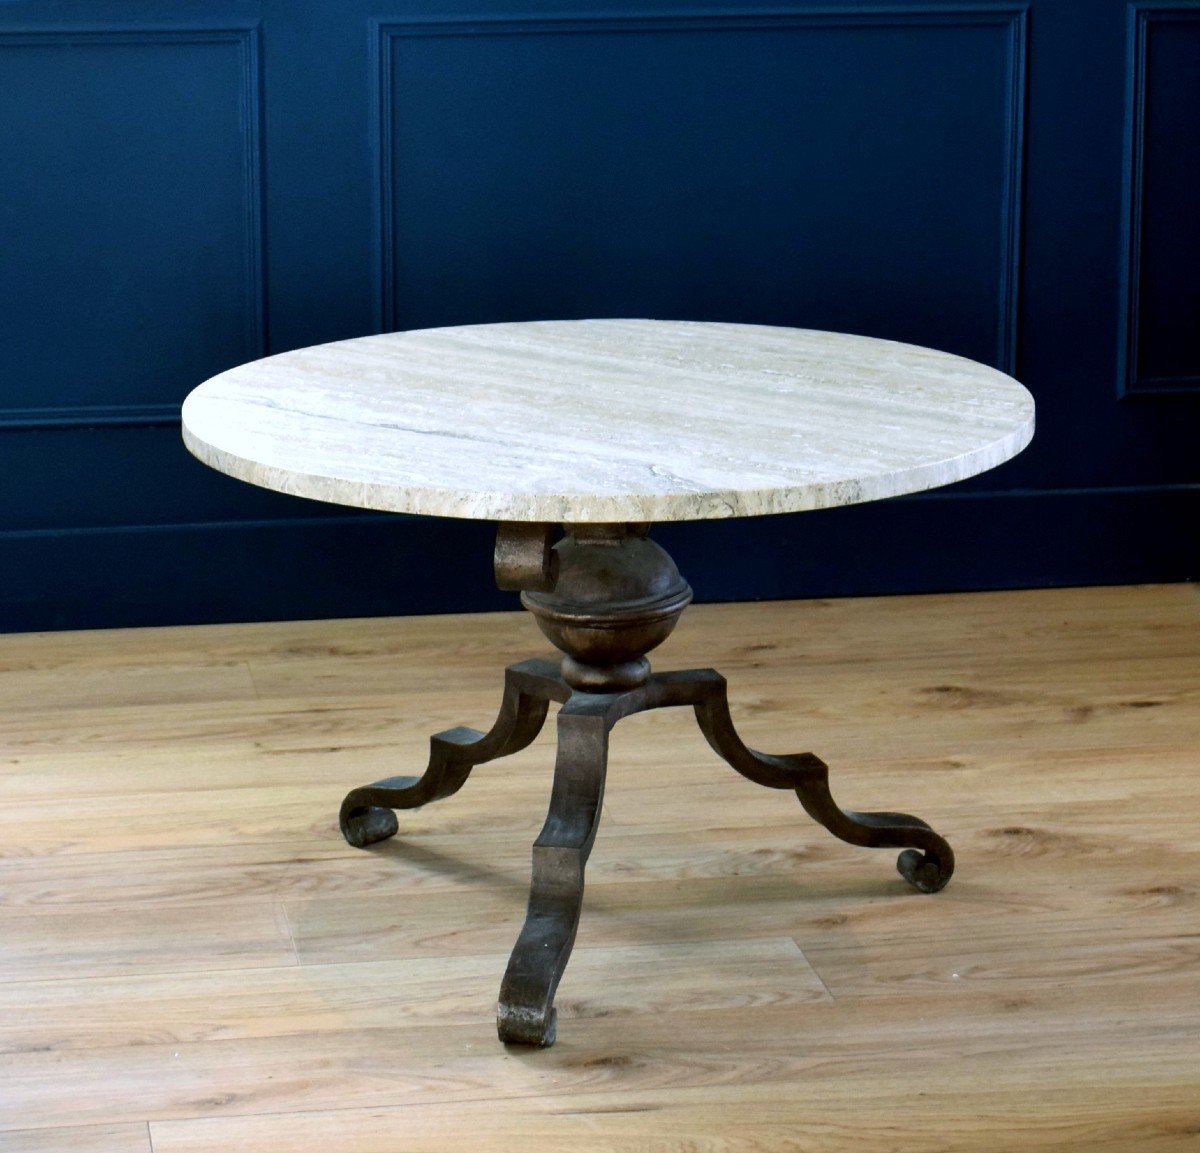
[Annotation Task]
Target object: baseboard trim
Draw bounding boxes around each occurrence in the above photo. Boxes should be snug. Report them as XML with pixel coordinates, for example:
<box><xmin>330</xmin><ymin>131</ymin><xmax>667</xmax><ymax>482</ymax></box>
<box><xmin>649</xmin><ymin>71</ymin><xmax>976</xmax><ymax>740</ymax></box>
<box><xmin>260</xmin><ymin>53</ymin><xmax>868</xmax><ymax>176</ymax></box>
<box><xmin>2</xmin><ymin>487</ymin><xmax>1195</xmax><ymax>632</ymax></box>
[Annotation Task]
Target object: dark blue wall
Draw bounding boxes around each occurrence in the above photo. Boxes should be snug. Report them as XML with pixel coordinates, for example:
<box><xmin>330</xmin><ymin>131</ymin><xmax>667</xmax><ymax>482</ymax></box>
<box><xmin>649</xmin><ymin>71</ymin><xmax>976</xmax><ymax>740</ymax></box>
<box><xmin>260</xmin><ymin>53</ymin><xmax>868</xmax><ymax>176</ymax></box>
<box><xmin>1</xmin><ymin>0</ymin><xmax>1196</xmax><ymax>631</ymax></box>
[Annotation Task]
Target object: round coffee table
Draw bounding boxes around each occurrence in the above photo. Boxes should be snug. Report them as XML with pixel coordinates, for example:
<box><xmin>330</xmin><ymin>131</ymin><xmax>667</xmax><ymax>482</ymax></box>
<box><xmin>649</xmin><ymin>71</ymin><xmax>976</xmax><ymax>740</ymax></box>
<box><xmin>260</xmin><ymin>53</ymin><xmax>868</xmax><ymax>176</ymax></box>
<box><xmin>182</xmin><ymin>319</ymin><xmax>1035</xmax><ymax>1047</ymax></box>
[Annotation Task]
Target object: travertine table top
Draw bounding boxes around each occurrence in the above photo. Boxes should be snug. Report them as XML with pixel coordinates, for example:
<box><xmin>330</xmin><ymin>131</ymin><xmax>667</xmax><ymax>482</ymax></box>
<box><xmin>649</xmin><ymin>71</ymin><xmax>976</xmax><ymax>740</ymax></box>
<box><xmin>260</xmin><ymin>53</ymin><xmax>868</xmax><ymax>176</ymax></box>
<box><xmin>181</xmin><ymin>319</ymin><xmax>1034</xmax><ymax>523</ymax></box>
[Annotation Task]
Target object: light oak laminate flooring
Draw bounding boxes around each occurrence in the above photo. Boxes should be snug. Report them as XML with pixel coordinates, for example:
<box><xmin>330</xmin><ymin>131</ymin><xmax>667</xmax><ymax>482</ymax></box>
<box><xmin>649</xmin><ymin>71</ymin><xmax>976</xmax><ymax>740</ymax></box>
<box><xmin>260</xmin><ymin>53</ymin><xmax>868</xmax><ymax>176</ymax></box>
<box><xmin>0</xmin><ymin>585</ymin><xmax>1197</xmax><ymax>1151</ymax></box>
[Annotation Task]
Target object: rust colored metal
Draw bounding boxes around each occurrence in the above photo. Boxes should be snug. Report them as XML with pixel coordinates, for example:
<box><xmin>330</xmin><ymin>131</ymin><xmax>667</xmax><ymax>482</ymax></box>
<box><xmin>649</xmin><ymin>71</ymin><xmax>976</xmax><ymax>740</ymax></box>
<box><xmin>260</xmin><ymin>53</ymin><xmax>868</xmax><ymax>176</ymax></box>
<box><xmin>521</xmin><ymin>523</ymin><xmax>692</xmax><ymax>691</ymax></box>
<box><xmin>338</xmin><ymin>522</ymin><xmax>955</xmax><ymax>1047</ymax></box>
<box><xmin>494</xmin><ymin>521</ymin><xmax>559</xmax><ymax>592</ymax></box>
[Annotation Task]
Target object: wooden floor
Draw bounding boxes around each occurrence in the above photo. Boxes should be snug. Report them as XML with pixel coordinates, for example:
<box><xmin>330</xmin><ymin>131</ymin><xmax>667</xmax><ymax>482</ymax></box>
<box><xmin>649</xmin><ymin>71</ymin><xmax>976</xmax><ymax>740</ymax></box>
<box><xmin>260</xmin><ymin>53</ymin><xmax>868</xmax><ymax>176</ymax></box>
<box><xmin>1</xmin><ymin>584</ymin><xmax>1198</xmax><ymax>1151</ymax></box>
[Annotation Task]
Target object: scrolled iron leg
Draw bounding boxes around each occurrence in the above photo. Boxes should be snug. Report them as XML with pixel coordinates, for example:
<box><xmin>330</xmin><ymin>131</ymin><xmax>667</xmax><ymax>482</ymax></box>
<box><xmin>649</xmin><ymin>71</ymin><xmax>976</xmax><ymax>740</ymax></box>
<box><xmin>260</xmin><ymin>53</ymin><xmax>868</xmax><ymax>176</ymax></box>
<box><xmin>498</xmin><ymin>700</ymin><xmax>610</xmax><ymax>1046</ymax></box>
<box><xmin>688</xmin><ymin>670</ymin><xmax>954</xmax><ymax>893</ymax></box>
<box><xmin>338</xmin><ymin>660</ymin><xmax>559</xmax><ymax>848</ymax></box>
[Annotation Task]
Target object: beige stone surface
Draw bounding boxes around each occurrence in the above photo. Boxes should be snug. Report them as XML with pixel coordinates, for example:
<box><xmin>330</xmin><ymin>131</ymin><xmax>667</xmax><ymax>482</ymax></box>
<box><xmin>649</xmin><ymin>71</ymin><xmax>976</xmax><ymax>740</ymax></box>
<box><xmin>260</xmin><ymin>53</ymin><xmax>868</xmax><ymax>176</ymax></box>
<box><xmin>181</xmin><ymin>319</ymin><xmax>1034</xmax><ymax>523</ymax></box>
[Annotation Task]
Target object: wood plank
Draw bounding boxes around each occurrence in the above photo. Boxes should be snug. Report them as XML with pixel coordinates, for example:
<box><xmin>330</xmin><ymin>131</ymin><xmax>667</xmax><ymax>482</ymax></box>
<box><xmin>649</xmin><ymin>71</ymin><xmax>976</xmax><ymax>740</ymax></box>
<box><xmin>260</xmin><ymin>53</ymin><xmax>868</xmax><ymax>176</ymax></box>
<box><xmin>0</xmin><ymin>1125</ymin><xmax>151</xmax><ymax>1153</ymax></box>
<box><xmin>0</xmin><ymin>660</ymin><xmax>257</xmax><ymax>713</ymax></box>
<box><xmin>0</xmin><ymin>900</ymin><xmax>296</xmax><ymax>982</ymax></box>
<box><xmin>147</xmin><ymin>1087</ymin><xmax>1200</xmax><ymax>1153</ymax></box>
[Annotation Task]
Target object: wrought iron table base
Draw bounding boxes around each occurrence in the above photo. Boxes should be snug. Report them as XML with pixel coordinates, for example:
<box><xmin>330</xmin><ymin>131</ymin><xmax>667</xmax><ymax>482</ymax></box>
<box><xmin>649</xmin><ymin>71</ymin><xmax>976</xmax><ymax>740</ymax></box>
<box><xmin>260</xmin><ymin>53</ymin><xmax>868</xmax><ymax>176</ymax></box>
<box><xmin>338</xmin><ymin>524</ymin><xmax>954</xmax><ymax>1047</ymax></box>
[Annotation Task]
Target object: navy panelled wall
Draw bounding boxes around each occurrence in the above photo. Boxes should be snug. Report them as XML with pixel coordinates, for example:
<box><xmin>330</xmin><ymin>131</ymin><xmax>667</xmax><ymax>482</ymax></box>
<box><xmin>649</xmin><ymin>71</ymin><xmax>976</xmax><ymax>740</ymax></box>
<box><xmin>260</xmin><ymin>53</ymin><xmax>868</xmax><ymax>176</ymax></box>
<box><xmin>1</xmin><ymin>0</ymin><xmax>1196</xmax><ymax>631</ymax></box>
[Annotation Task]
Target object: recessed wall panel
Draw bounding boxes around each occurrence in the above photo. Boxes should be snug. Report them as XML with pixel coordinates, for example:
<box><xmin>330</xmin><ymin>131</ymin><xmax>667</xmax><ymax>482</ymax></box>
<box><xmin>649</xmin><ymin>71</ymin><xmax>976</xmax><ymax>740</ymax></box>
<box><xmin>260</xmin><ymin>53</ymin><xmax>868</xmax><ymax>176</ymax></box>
<box><xmin>1121</xmin><ymin>8</ymin><xmax>1200</xmax><ymax>394</ymax></box>
<box><xmin>0</xmin><ymin>28</ymin><xmax>263</xmax><ymax>423</ymax></box>
<box><xmin>378</xmin><ymin>12</ymin><xmax>1025</xmax><ymax>371</ymax></box>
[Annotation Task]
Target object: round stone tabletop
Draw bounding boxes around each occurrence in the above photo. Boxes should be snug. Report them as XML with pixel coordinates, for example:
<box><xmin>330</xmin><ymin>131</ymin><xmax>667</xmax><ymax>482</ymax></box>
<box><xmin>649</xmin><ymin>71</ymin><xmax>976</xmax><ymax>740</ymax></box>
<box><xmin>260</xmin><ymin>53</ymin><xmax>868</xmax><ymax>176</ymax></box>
<box><xmin>181</xmin><ymin>319</ymin><xmax>1034</xmax><ymax>524</ymax></box>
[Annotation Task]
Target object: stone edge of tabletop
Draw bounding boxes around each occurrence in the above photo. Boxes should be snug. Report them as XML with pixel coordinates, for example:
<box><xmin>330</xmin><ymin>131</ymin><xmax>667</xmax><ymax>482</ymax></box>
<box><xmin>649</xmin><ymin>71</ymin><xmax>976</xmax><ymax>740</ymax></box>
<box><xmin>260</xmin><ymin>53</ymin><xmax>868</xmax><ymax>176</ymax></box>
<box><xmin>180</xmin><ymin>414</ymin><xmax>1035</xmax><ymax>525</ymax></box>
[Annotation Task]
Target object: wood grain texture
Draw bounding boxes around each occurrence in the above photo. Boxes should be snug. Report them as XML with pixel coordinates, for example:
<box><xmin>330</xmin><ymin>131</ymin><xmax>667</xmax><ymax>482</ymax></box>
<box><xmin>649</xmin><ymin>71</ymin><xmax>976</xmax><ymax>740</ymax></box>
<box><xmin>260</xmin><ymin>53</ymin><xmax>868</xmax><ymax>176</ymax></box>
<box><xmin>1</xmin><ymin>584</ymin><xmax>1197</xmax><ymax>1149</ymax></box>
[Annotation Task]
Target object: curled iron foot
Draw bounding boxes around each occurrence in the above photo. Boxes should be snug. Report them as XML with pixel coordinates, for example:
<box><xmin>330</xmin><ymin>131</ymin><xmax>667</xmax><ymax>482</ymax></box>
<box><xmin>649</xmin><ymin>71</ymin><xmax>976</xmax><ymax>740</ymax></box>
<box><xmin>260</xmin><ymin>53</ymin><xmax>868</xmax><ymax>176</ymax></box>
<box><xmin>498</xmin><ymin>999</ymin><xmax>558</xmax><ymax>1048</ymax></box>
<box><xmin>341</xmin><ymin>803</ymin><xmax>401</xmax><ymax>848</ymax></box>
<box><xmin>897</xmin><ymin>848</ymin><xmax>951</xmax><ymax>893</ymax></box>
